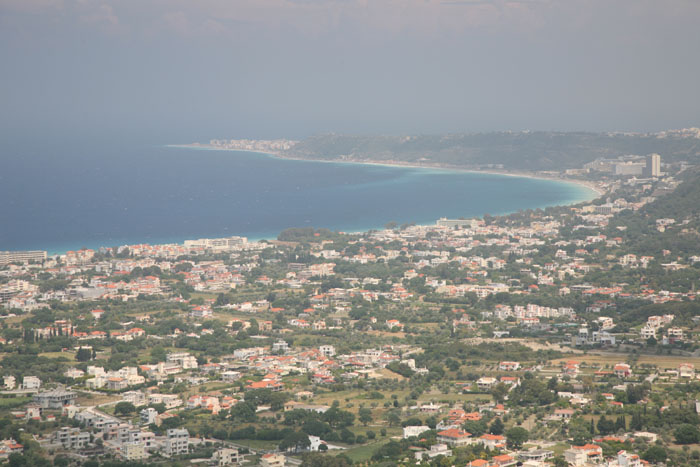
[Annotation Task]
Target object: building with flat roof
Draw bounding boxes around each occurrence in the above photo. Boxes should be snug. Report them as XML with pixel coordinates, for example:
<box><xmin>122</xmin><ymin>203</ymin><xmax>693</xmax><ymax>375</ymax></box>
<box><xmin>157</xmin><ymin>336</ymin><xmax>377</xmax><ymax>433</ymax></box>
<box><xmin>645</xmin><ymin>153</ymin><xmax>661</xmax><ymax>177</ymax></box>
<box><xmin>163</xmin><ymin>428</ymin><xmax>189</xmax><ymax>456</ymax></box>
<box><xmin>33</xmin><ymin>390</ymin><xmax>77</xmax><ymax>409</ymax></box>
<box><xmin>0</xmin><ymin>250</ymin><xmax>47</xmax><ymax>266</ymax></box>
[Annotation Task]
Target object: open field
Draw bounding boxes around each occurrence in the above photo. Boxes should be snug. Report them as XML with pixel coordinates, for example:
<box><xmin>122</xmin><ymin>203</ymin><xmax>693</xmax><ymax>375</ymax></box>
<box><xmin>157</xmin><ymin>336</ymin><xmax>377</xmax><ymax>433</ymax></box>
<box><xmin>417</xmin><ymin>392</ymin><xmax>491</xmax><ymax>404</ymax></box>
<box><xmin>551</xmin><ymin>353</ymin><xmax>700</xmax><ymax>369</ymax></box>
<box><xmin>38</xmin><ymin>351</ymin><xmax>75</xmax><ymax>360</ymax></box>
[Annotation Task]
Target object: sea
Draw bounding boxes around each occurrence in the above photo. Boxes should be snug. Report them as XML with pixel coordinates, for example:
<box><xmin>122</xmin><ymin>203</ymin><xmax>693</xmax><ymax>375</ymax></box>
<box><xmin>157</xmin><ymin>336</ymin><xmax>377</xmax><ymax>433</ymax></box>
<box><xmin>0</xmin><ymin>142</ymin><xmax>597</xmax><ymax>255</ymax></box>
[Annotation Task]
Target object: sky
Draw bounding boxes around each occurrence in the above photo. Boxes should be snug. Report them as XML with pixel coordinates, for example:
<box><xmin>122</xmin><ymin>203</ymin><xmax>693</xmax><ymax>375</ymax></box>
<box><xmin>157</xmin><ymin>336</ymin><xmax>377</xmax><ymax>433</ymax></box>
<box><xmin>1</xmin><ymin>0</ymin><xmax>700</xmax><ymax>143</ymax></box>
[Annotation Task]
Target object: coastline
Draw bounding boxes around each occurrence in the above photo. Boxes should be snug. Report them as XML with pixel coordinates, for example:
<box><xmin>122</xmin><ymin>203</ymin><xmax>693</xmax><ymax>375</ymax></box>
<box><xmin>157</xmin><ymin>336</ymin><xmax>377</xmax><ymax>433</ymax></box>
<box><xmin>168</xmin><ymin>144</ymin><xmax>605</xmax><ymax>200</ymax></box>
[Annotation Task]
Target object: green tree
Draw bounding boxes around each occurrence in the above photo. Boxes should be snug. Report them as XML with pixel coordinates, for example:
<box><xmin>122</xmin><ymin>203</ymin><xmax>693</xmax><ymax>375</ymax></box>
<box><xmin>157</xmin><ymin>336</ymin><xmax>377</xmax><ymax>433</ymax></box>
<box><xmin>489</xmin><ymin>418</ymin><xmax>504</xmax><ymax>435</ymax></box>
<box><xmin>279</xmin><ymin>431</ymin><xmax>311</xmax><ymax>453</ymax></box>
<box><xmin>491</xmin><ymin>383</ymin><xmax>509</xmax><ymax>403</ymax></box>
<box><xmin>358</xmin><ymin>408</ymin><xmax>373</xmax><ymax>426</ymax></box>
<box><xmin>642</xmin><ymin>446</ymin><xmax>667</xmax><ymax>463</ymax></box>
<box><xmin>675</xmin><ymin>424</ymin><xmax>700</xmax><ymax>444</ymax></box>
<box><xmin>505</xmin><ymin>426</ymin><xmax>529</xmax><ymax>449</ymax></box>
<box><xmin>384</xmin><ymin>408</ymin><xmax>401</xmax><ymax>427</ymax></box>
<box><xmin>76</xmin><ymin>347</ymin><xmax>92</xmax><ymax>362</ymax></box>
<box><xmin>114</xmin><ymin>401</ymin><xmax>136</xmax><ymax>416</ymax></box>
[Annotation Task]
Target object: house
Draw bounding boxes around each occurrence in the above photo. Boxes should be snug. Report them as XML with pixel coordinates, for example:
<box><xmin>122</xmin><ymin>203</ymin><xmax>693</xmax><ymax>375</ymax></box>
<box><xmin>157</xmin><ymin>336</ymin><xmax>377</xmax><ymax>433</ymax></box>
<box><xmin>491</xmin><ymin>454</ymin><xmax>517</xmax><ymax>466</ymax></box>
<box><xmin>500</xmin><ymin>376</ymin><xmax>520</xmax><ymax>386</ymax></box>
<box><xmin>25</xmin><ymin>403</ymin><xmax>41</xmax><ymax>420</ymax></box>
<box><xmin>22</xmin><ymin>376</ymin><xmax>41</xmax><ymax>390</ymax></box>
<box><xmin>478</xmin><ymin>434</ymin><xmax>506</xmax><ymax>449</ymax></box>
<box><xmin>140</xmin><ymin>407</ymin><xmax>158</xmax><ymax>425</ymax></box>
<box><xmin>552</xmin><ymin>408</ymin><xmax>574</xmax><ymax>420</ymax></box>
<box><xmin>614</xmin><ymin>363</ymin><xmax>632</xmax><ymax>378</ymax></box>
<box><xmin>0</xmin><ymin>439</ymin><xmax>23</xmax><ymax>460</ymax></box>
<box><xmin>519</xmin><ymin>450</ymin><xmax>554</xmax><ymax>463</ymax></box>
<box><xmin>272</xmin><ymin>341</ymin><xmax>290</xmax><ymax>353</ymax></box>
<box><xmin>617</xmin><ymin>450</ymin><xmax>642</xmax><ymax>467</ymax></box>
<box><xmin>415</xmin><ymin>443</ymin><xmax>452</xmax><ymax>461</ymax></box>
<box><xmin>33</xmin><ymin>389</ymin><xmax>78</xmax><ymax>409</ymax></box>
<box><xmin>437</xmin><ymin>428</ymin><xmax>472</xmax><ymax>447</ymax></box>
<box><xmin>679</xmin><ymin>363</ymin><xmax>695</xmax><ymax>379</ymax></box>
<box><xmin>107</xmin><ymin>377</ymin><xmax>129</xmax><ymax>391</ymax></box>
<box><xmin>564</xmin><ymin>444</ymin><xmax>603</xmax><ymax>466</ymax></box>
<box><xmin>245</xmin><ymin>380</ymin><xmax>284</xmax><ymax>391</ymax></box>
<box><xmin>499</xmin><ymin>361</ymin><xmax>520</xmax><ymax>371</ymax></box>
<box><xmin>403</xmin><ymin>426</ymin><xmax>431</xmax><ymax>439</ymax></box>
<box><xmin>260</xmin><ymin>453</ymin><xmax>285</xmax><ymax>467</ymax></box>
<box><xmin>123</xmin><ymin>441</ymin><xmax>149</xmax><ymax>461</ymax></box>
<box><xmin>3</xmin><ymin>376</ymin><xmax>16</xmax><ymax>390</ymax></box>
<box><xmin>52</xmin><ymin>427</ymin><xmax>91</xmax><ymax>449</ymax></box>
<box><xmin>163</xmin><ymin>428</ymin><xmax>189</xmax><ymax>456</ymax></box>
<box><xmin>222</xmin><ymin>371</ymin><xmax>242</xmax><ymax>382</ymax></box>
<box><xmin>64</xmin><ymin>368</ymin><xmax>85</xmax><ymax>379</ymax></box>
<box><xmin>213</xmin><ymin>447</ymin><xmax>239</xmax><ymax>466</ymax></box>
<box><xmin>477</xmin><ymin>377</ymin><xmax>498</xmax><ymax>391</ymax></box>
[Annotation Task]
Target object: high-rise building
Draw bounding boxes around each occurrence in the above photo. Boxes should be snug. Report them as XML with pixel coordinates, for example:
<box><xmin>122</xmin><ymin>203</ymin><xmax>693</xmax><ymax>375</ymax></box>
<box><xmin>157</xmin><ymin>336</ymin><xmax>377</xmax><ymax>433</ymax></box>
<box><xmin>645</xmin><ymin>153</ymin><xmax>661</xmax><ymax>177</ymax></box>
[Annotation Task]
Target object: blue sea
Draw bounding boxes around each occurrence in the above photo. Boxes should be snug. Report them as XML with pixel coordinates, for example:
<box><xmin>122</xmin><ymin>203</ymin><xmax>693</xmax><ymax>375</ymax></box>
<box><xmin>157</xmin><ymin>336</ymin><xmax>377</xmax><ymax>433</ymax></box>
<box><xmin>0</xmin><ymin>142</ymin><xmax>596</xmax><ymax>255</ymax></box>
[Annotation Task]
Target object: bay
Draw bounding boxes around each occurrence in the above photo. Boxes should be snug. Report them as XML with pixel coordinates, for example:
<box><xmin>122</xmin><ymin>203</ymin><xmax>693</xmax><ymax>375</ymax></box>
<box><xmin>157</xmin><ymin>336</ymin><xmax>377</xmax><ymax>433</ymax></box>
<box><xmin>0</xmin><ymin>143</ymin><xmax>596</xmax><ymax>254</ymax></box>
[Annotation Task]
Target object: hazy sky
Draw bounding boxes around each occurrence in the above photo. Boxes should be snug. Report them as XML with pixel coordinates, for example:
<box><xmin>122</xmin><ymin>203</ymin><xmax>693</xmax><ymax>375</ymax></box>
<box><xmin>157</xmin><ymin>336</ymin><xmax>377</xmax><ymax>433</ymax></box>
<box><xmin>1</xmin><ymin>0</ymin><xmax>699</xmax><ymax>142</ymax></box>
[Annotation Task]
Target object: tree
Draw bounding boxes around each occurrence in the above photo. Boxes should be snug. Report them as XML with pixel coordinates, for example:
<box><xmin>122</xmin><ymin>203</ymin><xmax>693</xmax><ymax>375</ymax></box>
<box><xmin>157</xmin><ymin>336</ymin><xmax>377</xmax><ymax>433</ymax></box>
<box><xmin>150</xmin><ymin>346</ymin><xmax>167</xmax><ymax>363</ymax></box>
<box><xmin>372</xmin><ymin>440</ymin><xmax>403</xmax><ymax>460</ymax></box>
<box><xmin>340</xmin><ymin>428</ymin><xmax>356</xmax><ymax>444</ymax></box>
<box><xmin>597</xmin><ymin>416</ymin><xmax>616</xmax><ymax>435</ymax></box>
<box><xmin>358</xmin><ymin>408</ymin><xmax>373</xmax><ymax>426</ymax></box>
<box><xmin>675</xmin><ymin>424</ymin><xmax>700</xmax><ymax>444</ymax></box>
<box><xmin>642</xmin><ymin>446</ymin><xmax>667</xmax><ymax>463</ymax></box>
<box><xmin>300</xmin><ymin>452</ymin><xmax>351</xmax><ymax>467</ymax></box>
<box><xmin>279</xmin><ymin>431</ymin><xmax>311</xmax><ymax>452</ymax></box>
<box><xmin>491</xmin><ymin>383</ymin><xmax>509</xmax><ymax>403</ymax></box>
<box><xmin>76</xmin><ymin>347</ymin><xmax>92</xmax><ymax>362</ymax></box>
<box><xmin>489</xmin><ymin>418</ymin><xmax>504</xmax><ymax>435</ymax></box>
<box><xmin>384</xmin><ymin>408</ymin><xmax>401</xmax><ymax>427</ymax></box>
<box><xmin>505</xmin><ymin>426</ymin><xmax>529</xmax><ymax>449</ymax></box>
<box><xmin>230</xmin><ymin>402</ymin><xmax>257</xmax><ymax>422</ymax></box>
<box><xmin>323</xmin><ymin>407</ymin><xmax>355</xmax><ymax>428</ymax></box>
<box><xmin>114</xmin><ymin>401</ymin><xmax>136</xmax><ymax>416</ymax></box>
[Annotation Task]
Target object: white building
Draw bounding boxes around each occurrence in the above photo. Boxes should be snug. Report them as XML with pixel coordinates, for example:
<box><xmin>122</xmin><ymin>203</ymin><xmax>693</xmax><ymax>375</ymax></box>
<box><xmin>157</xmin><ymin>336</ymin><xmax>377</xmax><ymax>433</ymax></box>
<box><xmin>617</xmin><ymin>450</ymin><xmax>642</xmax><ymax>467</ymax></box>
<box><xmin>22</xmin><ymin>376</ymin><xmax>41</xmax><ymax>390</ymax></box>
<box><xmin>415</xmin><ymin>444</ymin><xmax>452</xmax><ymax>461</ymax></box>
<box><xmin>123</xmin><ymin>441</ymin><xmax>149</xmax><ymax>461</ymax></box>
<box><xmin>140</xmin><ymin>407</ymin><xmax>158</xmax><ymax>425</ymax></box>
<box><xmin>3</xmin><ymin>376</ymin><xmax>16</xmax><ymax>390</ymax></box>
<box><xmin>213</xmin><ymin>447</ymin><xmax>239</xmax><ymax>466</ymax></box>
<box><xmin>260</xmin><ymin>453</ymin><xmax>285</xmax><ymax>467</ymax></box>
<box><xmin>403</xmin><ymin>426</ymin><xmax>431</xmax><ymax>439</ymax></box>
<box><xmin>163</xmin><ymin>428</ymin><xmax>189</xmax><ymax>456</ymax></box>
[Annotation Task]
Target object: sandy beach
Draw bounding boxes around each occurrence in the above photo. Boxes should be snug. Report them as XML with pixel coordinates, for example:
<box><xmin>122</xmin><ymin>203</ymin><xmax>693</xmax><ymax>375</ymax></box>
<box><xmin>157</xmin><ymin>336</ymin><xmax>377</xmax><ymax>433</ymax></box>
<box><xmin>169</xmin><ymin>143</ymin><xmax>605</xmax><ymax>200</ymax></box>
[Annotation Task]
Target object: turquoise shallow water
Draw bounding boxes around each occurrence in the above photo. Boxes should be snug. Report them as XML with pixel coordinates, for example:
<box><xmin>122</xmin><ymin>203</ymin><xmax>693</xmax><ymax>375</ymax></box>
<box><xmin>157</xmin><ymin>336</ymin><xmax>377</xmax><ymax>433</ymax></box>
<box><xmin>0</xmin><ymin>143</ymin><xmax>596</xmax><ymax>254</ymax></box>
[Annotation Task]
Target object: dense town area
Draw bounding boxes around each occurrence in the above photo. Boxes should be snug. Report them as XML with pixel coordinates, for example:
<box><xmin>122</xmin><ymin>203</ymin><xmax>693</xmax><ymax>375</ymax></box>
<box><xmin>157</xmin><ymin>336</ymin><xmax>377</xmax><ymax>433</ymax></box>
<box><xmin>3</xmin><ymin>153</ymin><xmax>700</xmax><ymax>467</ymax></box>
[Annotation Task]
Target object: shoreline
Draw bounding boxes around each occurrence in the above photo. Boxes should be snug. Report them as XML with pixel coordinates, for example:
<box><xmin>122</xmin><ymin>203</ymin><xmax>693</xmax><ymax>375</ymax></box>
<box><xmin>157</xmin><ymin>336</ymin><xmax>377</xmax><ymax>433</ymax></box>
<box><xmin>168</xmin><ymin>144</ymin><xmax>605</xmax><ymax>199</ymax></box>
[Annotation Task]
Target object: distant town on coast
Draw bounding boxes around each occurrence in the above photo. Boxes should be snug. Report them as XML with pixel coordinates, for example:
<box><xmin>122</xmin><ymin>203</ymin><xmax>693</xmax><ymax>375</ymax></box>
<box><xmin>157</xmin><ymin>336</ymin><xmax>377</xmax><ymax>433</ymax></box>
<box><xmin>4</xmin><ymin>125</ymin><xmax>700</xmax><ymax>464</ymax></box>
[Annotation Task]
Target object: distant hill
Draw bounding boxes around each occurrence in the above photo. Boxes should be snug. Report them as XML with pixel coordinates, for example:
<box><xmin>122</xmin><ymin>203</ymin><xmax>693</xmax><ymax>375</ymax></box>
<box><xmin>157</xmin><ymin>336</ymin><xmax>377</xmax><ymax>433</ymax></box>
<box><xmin>607</xmin><ymin>167</ymin><xmax>700</xmax><ymax>256</ymax></box>
<box><xmin>286</xmin><ymin>131</ymin><xmax>700</xmax><ymax>171</ymax></box>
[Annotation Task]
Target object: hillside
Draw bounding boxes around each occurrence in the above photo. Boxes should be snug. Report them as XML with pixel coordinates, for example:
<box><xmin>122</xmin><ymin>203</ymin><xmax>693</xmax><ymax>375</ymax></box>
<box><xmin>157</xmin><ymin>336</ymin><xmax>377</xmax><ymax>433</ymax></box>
<box><xmin>607</xmin><ymin>167</ymin><xmax>700</xmax><ymax>256</ymax></box>
<box><xmin>286</xmin><ymin>132</ymin><xmax>700</xmax><ymax>171</ymax></box>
